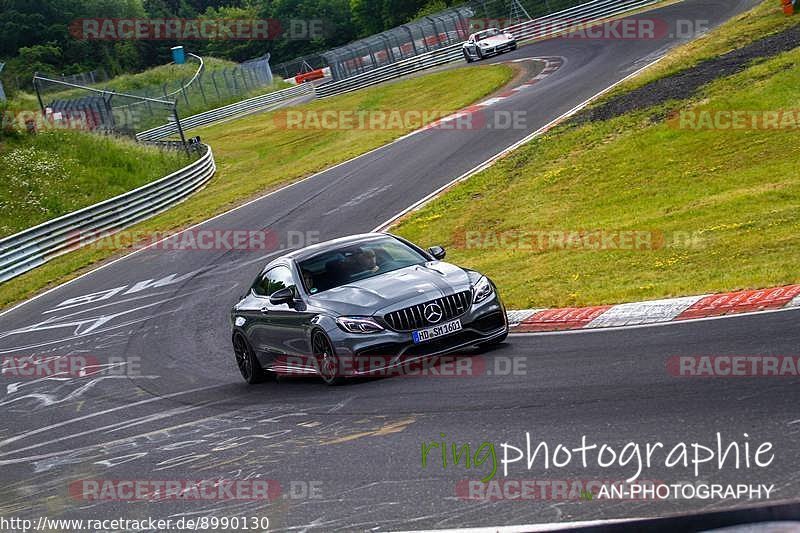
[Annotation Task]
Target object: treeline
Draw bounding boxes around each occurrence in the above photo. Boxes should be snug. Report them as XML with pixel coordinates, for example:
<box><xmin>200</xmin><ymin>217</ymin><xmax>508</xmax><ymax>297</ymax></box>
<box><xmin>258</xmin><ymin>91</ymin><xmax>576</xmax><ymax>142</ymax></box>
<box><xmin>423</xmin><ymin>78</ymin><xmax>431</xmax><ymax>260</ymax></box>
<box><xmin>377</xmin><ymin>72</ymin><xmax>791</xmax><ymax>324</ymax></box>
<box><xmin>0</xmin><ymin>0</ymin><xmax>460</xmax><ymax>93</ymax></box>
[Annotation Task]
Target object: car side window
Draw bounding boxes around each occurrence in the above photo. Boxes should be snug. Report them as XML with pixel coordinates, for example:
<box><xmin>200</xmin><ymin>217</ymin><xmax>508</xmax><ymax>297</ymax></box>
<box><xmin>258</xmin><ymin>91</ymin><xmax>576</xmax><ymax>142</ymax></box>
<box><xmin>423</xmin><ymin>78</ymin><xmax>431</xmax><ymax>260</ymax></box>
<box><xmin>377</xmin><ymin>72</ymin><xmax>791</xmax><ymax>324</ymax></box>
<box><xmin>266</xmin><ymin>266</ymin><xmax>295</xmax><ymax>296</ymax></box>
<box><xmin>252</xmin><ymin>272</ymin><xmax>271</xmax><ymax>296</ymax></box>
<box><xmin>252</xmin><ymin>266</ymin><xmax>295</xmax><ymax>297</ymax></box>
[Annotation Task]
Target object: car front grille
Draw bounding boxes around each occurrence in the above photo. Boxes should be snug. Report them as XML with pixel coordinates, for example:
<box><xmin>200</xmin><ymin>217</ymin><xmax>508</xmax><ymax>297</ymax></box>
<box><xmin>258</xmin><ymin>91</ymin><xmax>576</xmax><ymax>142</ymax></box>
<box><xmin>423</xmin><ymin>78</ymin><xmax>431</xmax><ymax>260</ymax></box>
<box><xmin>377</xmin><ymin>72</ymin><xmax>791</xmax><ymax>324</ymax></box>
<box><xmin>383</xmin><ymin>290</ymin><xmax>472</xmax><ymax>331</ymax></box>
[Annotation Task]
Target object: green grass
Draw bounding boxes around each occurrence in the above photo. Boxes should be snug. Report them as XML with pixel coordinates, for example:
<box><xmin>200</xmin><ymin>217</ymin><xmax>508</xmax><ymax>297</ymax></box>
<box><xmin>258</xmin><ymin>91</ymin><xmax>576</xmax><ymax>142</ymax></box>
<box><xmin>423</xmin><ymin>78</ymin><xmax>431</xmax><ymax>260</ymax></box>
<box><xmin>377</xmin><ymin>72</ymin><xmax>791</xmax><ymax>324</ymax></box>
<box><xmin>0</xmin><ymin>64</ymin><xmax>513</xmax><ymax>309</ymax></box>
<box><xmin>393</xmin><ymin>2</ymin><xmax>800</xmax><ymax>309</ymax></box>
<box><xmin>198</xmin><ymin>65</ymin><xmax>513</xmax><ymax>196</ymax></box>
<box><xmin>603</xmin><ymin>0</ymin><xmax>800</xmax><ymax>97</ymax></box>
<box><xmin>0</xmin><ymin>130</ymin><xmax>192</xmax><ymax>238</ymax></box>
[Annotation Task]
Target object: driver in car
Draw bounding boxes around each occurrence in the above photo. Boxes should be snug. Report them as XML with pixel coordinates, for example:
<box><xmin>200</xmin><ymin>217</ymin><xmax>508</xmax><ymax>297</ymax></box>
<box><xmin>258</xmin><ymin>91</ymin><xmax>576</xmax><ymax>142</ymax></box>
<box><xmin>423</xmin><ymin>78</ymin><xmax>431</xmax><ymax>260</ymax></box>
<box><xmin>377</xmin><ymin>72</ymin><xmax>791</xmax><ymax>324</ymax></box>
<box><xmin>345</xmin><ymin>248</ymin><xmax>380</xmax><ymax>275</ymax></box>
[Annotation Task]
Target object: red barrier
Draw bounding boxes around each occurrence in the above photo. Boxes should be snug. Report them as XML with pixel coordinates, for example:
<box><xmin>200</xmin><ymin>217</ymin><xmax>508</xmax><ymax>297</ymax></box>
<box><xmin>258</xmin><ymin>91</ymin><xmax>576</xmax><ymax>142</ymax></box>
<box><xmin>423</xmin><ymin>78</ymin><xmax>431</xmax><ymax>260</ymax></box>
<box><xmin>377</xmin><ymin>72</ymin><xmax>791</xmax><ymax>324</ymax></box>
<box><xmin>294</xmin><ymin>69</ymin><xmax>325</xmax><ymax>83</ymax></box>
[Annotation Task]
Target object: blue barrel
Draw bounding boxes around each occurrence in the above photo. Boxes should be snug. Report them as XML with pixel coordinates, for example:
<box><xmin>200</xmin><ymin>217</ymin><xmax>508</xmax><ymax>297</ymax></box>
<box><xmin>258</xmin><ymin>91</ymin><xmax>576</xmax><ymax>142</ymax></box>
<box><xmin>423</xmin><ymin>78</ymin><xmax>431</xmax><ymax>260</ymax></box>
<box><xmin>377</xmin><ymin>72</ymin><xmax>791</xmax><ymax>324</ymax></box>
<box><xmin>171</xmin><ymin>46</ymin><xmax>186</xmax><ymax>64</ymax></box>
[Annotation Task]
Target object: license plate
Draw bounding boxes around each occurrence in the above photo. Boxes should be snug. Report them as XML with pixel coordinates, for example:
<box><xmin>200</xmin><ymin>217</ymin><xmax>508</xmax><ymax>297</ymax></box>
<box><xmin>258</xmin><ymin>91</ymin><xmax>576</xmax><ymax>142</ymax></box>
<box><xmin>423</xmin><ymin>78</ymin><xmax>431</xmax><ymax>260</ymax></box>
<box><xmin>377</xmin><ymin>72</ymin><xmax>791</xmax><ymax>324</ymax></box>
<box><xmin>412</xmin><ymin>319</ymin><xmax>462</xmax><ymax>344</ymax></box>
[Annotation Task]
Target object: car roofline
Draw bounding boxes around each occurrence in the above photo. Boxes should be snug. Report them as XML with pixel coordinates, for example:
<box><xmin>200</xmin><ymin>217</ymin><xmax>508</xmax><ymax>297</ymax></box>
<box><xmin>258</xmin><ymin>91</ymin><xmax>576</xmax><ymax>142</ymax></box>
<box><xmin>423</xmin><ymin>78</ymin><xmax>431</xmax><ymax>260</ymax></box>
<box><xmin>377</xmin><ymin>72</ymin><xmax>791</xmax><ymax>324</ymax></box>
<box><xmin>283</xmin><ymin>233</ymin><xmax>391</xmax><ymax>261</ymax></box>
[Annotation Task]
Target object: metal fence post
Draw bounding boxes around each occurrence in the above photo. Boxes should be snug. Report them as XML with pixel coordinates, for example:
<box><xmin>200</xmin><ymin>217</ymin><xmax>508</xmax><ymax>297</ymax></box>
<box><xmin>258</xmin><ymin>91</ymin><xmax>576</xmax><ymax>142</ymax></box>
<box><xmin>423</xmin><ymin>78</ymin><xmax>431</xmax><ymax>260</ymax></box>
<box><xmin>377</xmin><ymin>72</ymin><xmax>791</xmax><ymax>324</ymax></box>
<box><xmin>231</xmin><ymin>69</ymin><xmax>239</xmax><ymax>92</ymax></box>
<box><xmin>197</xmin><ymin>72</ymin><xmax>207</xmax><ymax>104</ymax></box>
<box><xmin>143</xmin><ymin>88</ymin><xmax>154</xmax><ymax>116</ymax></box>
<box><xmin>172</xmin><ymin>104</ymin><xmax>190</xmax><ymax>156</ymax></box>
<box><xmin>32</xmin><ymin>75</ymin><xmax>46</xmax><ymax>113</ymax></box>
<box><xmin>211</xmin><ymin>71</ymin><xmax>221</xmax><ymax>99</ymax></box>
<box><xmin>180</xmin><ymin>78</ymin><xmax>190</xmax><ymax>106</ymax></box>
<box><xmin>222</xmin><ymin>69</ymin><xmax>232</xmax><ymax>95</ymax></box>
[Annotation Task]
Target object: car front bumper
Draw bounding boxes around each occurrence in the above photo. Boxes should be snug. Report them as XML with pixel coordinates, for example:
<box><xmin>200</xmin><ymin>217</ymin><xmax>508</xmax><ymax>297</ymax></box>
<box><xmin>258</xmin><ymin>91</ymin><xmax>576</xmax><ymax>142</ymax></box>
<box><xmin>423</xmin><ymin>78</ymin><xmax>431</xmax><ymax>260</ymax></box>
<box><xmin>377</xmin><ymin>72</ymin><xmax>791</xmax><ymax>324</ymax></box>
<box><xmin>327</xmin><ymin>294</ymin><xmax>508</xmax><ymax>377</ymax></box>
<box><xmin>478</xmin><ymin>41</ymin><xmax>516</xmax><ymax>55</ymax></box>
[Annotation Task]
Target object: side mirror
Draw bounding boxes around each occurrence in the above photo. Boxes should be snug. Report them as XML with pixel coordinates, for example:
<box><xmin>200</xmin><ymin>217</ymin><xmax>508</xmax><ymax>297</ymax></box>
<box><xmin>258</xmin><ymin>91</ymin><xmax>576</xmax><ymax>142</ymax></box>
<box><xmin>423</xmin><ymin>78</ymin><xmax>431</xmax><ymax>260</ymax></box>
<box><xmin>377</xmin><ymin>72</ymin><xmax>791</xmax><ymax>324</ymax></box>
<box><xmin>428</xmin><ymin>245</ymin><xmax>446</xmax><ymax>260</ymax></box>
<box><xmin>269</xmin><ymin>286</ymin><xmax>295</xmax><ymax>306</ymax></box>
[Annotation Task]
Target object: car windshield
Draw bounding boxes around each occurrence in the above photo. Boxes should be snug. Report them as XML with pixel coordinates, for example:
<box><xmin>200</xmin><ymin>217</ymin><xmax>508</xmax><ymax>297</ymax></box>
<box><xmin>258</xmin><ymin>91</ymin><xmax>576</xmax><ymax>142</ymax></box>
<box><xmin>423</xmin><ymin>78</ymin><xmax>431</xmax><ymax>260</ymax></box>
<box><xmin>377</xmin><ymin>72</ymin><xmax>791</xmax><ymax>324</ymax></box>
<box><xmin>476</xmin><ymin>28</ymin><xmax>501</xmax><ymax>41</ymax></box>
<box><xmin>297</xmin><ymin>236</ymin><xmax>428</xmax><ymax>294</ymax></box>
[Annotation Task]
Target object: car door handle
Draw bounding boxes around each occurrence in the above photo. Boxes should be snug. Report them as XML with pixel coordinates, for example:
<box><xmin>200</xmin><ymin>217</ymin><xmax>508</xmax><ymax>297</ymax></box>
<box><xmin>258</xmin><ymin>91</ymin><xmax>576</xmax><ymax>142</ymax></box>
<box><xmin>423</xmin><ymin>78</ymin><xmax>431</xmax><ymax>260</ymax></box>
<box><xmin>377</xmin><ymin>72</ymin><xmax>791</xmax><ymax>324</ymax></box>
<box><xmin>260</xmin><ymin>307</ymin><xmax>270</xmax><ymax>314</ymax></box>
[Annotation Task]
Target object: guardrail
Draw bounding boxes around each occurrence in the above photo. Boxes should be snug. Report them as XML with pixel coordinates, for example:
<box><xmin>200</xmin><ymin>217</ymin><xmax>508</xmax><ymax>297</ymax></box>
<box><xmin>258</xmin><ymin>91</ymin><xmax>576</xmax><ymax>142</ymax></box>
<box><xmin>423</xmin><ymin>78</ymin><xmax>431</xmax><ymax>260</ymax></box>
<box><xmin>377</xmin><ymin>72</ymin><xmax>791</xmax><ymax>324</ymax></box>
<box><xmin>0</xmin><ymin>146</ymin><xmax>217</xmax><ymax>283</ymax></box>
<box><xmin>507</xmin><ymin>0</ymin><xmax>659</xmax><ymax>41</ymax></box>
<box><xmin>316</xmin><ymin>0</ymin><xmax>659</xmax><ymax>98</ymax></box>
<box><xmin>136</xmin><ymin>83</ymin><xmax>315</xmax><ymax>141</ymax></box>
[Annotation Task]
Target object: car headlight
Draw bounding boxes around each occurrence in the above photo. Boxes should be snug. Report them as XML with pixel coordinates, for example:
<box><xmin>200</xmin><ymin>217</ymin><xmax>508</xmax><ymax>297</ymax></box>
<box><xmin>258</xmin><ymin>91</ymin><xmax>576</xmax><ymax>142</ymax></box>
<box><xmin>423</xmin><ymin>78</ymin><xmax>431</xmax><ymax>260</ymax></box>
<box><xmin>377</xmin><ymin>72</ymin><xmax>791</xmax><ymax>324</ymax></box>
<box><xmin>479</xmin><ymin>42</ymin><xmax>490</xmax><ymax>47</ymax></box>
<box><xmin>336</xmin><ymin>316</ymin><xmax>385</xmax><ymax>334</ymax></box>
<box><xmin>472</xmin><ymin>276</ymin><xmax>494</xmax><ymax>304</ymax></box>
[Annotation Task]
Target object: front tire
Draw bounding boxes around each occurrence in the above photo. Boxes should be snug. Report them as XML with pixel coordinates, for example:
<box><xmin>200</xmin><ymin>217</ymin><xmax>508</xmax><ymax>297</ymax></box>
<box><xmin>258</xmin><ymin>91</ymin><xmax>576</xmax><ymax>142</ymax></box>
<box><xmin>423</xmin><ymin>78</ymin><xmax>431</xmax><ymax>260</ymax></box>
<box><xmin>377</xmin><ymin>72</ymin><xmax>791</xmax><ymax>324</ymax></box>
<box><xmin>312</xmin><ymin>331</ymin><xmax>344</xmax><ymax>386</ymax></box>
<box><xmin>463</xmin><ymin>49</ymin><xmax>473</xmax><ymax>63</ymax></box>
<box><xmin>233</xmin><ymin>333</ymin><xmax>267</xmax><ymax>384</ymax></box>
<box><xmin>476</xmin><ymin>47</ymin><xmax>484</xmax><ymax>60</ymax></box>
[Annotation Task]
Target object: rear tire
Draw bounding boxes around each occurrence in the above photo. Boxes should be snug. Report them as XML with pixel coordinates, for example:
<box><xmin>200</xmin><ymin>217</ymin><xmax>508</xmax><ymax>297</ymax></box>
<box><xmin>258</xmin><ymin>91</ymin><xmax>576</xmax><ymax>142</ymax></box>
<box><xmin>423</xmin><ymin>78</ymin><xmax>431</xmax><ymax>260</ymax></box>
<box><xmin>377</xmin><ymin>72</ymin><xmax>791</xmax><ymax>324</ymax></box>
<box><xmin>233</xmin><ymin>333</ymin><xmax>267</xmax><ymax>384</ymax></box>
<box><xmin>312</xmin><ymin>331</ymin><xmax>344</xmax><ymax>386</ymax></box>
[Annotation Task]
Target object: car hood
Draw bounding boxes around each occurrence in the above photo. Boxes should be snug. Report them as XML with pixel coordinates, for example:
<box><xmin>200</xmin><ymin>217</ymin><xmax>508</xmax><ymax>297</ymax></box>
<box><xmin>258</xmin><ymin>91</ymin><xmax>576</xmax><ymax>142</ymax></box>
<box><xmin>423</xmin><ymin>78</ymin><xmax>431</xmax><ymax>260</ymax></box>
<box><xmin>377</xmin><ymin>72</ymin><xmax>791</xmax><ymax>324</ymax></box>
<box><xmin>478</xmin><ymin>35</ymin><xmax>512</xmax><ymax>46</ymax></box>
<box><xmin>309</xmin><ymin>262</ymin><xmax>472</xmax><ymax>316</ymax></box>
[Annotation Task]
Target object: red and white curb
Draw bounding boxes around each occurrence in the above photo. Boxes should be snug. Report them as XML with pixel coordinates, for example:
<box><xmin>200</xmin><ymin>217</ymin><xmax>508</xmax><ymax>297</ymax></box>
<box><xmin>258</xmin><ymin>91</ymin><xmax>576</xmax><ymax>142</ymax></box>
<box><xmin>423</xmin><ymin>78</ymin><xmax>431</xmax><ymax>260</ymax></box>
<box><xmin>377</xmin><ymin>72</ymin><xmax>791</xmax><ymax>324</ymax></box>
<box><xmin>508</xmin><ymin>284</ymin><xmax>800</xmax><ymax>333</ymax></box>
<box><xmin>419</xmin><ymin>57</ymin><xmax>565</xmax><ymax>131</ymax></box>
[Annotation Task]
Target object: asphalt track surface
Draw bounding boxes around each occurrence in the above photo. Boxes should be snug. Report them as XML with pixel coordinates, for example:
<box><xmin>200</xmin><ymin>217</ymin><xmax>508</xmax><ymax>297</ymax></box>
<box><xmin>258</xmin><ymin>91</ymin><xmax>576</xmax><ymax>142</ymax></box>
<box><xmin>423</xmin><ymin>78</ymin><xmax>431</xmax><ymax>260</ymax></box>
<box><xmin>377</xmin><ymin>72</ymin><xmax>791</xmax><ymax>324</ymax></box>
<box><xmin>3</xmin><ymin>1</ymin><xmax>797</xmax><ymax>531</ymax></box>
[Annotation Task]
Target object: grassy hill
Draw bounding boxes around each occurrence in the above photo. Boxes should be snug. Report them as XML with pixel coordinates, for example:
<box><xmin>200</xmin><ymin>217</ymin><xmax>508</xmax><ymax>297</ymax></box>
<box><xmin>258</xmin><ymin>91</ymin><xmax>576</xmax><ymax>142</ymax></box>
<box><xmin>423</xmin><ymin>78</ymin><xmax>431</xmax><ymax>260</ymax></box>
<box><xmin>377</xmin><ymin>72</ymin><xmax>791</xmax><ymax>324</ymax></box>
<box><xmin>0</xmin><ymin>130</ymin><xmax>192</xmax><ymax>238</ymax></box>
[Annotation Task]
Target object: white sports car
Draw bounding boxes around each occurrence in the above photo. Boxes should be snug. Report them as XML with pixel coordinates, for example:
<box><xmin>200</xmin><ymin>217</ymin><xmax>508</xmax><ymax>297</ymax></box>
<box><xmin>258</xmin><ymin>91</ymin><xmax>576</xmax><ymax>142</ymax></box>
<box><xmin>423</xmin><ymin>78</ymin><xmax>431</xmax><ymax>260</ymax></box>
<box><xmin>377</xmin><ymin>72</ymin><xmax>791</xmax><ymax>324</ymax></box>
<box><xmin>462</xmin><ymin>28</ymin><xmax>517</xmax><ymax>62</ymax></box>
